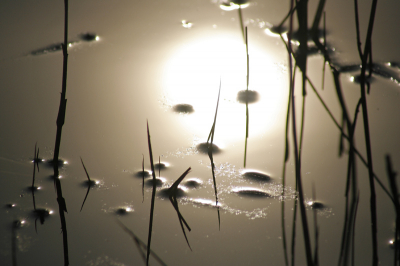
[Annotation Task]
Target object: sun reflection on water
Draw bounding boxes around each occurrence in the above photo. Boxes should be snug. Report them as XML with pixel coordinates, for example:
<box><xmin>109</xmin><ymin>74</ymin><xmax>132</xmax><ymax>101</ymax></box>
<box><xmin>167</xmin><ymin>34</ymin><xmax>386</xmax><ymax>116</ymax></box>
<box><xmin>163</xmin><ymin>35</ymin><xmax>286</xmax><ymax>144</ymax></box>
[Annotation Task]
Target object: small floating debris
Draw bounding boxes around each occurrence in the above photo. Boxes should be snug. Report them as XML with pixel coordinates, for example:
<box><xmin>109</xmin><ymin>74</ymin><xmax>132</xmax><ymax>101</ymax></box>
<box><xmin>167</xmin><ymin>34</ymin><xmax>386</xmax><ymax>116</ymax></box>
<box><xmin>196</xmin><ymin>142</ymin><xmax>221</xmax><ymax>154</ymax></box>
<box><xmin>79</xmin><ymin>32</ymin><xmax>100</xmax><ymax>42</ymax></box>
<box><xmin>231</xmin><ymin>187</ymin><xmax>271</xmax><ymax>198</ymax></box>
<box><xmin>236</xmin><ymin>90</ymin><xmax>260</xmax><ymax>104</ymax></box>
<box><xmin>242</xmin><ymin>171</ymin><xmax>271</xmax><ymax>182</ymax></box>
<box><xmin>115</xmin><ymin>206</ymin><xmax>134</xmax><ymax>215</ymax></box>
<box><xmin>306</xmin><ymin>201</ymin><xmax>325</xmax><ymax>210</ymax></box>
<box><xmin>172</xmin><ymin>104</ymin><xmax>194</xmax><ymax>114</ymax></box>
<box><xmin>184</xmin><ymin>178</ymin><xmax>203</xmax><ymax>189</ymax></box>
<box><xmin>181</xmin><ymin>20</ymin><xmax>193</xmax><ymax>29</ymax></box>
<box><xmin>145</xmin><ymin>177</ymin><xmax>166</xmax><ymax>187</ymax></box>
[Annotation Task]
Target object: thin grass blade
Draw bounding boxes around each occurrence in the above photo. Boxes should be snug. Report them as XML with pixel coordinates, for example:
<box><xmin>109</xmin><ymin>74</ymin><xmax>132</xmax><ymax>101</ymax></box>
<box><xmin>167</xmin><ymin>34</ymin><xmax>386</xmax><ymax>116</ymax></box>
<box><xmin>80</xmin><ymin>157</ymin><xmax>92</xmax><ymax>212</ymax></box>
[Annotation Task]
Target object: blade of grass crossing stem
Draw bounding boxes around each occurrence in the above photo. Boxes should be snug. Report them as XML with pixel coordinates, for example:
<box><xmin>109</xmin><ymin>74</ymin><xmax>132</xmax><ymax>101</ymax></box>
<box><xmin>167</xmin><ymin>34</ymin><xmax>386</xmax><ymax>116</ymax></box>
<box><xmin>207</xmin><ymin>81</ymin><xmax>221</xmax><ymax>230</ymax></box>
<box><xmin>167</xmin><ymin>167</ymin><xmax>192</xmax><ymax>250</ymax></box>
<box><xmin>146</xmin><ymin>121</ymin><xmax>157</xmax><ymax>266</ymax></box>
<box><xmin>80</xmin><ymin>157</ymin><xmax>92</xmax><ymax>212</ymax></box>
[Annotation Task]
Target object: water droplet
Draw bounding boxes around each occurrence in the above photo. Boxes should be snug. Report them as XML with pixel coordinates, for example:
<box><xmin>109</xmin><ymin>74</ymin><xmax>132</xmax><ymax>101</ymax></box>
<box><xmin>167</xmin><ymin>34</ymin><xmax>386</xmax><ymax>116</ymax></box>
<box><xmin>172</xmin><ymin>104</ymin><xmax>194</xmax><ymax>114</ymax></box>
<box><xmin>5</xmin><ymin>203</ymin><xmax>16</xmax><ymax>209</ymax></box>
<box><xmin>236</xmin><ymin>90</ymin><xmax>260</xmax><ymax>104</ymax></box>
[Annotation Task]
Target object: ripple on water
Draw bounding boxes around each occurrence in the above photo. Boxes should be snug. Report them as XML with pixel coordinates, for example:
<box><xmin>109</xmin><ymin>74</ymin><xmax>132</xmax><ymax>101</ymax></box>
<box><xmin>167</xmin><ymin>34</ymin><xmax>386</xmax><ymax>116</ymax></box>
<box><xmin>172</xmin><ymin>103</ymin><xmax>194</xmax><ymax>114</ymax></box>
<box><xmin>242</xmin><ymin>171</ymin><xmax>271</xmax><ymax>182</ymax></box>
<box><xmin>236</xmin><ymin>90</ymin><xmax>260</xmax><ymax>104</ymax></box>
<box><xmin>231</xmin><ymin>187</ymin><xmax>271</xmax><ymax>198</ymax></box>
<box><xmin>145</xmin><ymin>177</ymin><xmax>166</xmax><ymax>187</ymax></box>
<box><xmin>196</xmin><ymin>143</ymin><xmax>221</xmax><ymax>154</ymax></box>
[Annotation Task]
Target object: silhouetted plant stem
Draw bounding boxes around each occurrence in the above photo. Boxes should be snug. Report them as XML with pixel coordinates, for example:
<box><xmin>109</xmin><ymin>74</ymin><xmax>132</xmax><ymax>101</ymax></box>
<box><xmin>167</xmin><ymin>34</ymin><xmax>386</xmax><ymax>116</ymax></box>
<box><xmin>281</xmin><ymin>64</ymin><xmax>293</xmax><ymax>266</ymax></box>
<box><xmin>146</xmin><ymin>121</ymin><xmax>157</xmax><ymax>266</ymax></box>
<box><xmin>207</xmin><ymin>80</ymin><xmax>222</xmax><ymax>230</ymax></box>
<box><xmin>79</xmin><ymin>157</ymin><xmax>92</xmax><ymax>212</ymax></box>
<box><xmin>52</xmin><ymin>1</ymin><xmax>69</xmax><ymax>265</ymax></box>
<box><xmin>385</xmin><ymin>155</ymin><xmax>400</xmax><ymax>265</ymax></box>
<box><xmin>354</xmin><ymin>1</ymin><xmax>379</xmax><ymax>264</ymax></box>
<box><xmin>312</xmin><ymin>183</ymin><xmax>319</xmax><ymax>266</ymax></box>
<box><xmin>290</xmin><ymin>0</ymin><xmax>313</xmax><ymax>264</ymax></box>
<box><xmin>238</xmin><ymin>6</ymin><xmax>245</xmax><ymax>43</ymax></box>
<box><xmin>338</xmin><ymin>99</ymin><xmax>360</xmax><ymax>266</ymax></box>
<box><xmin>116</xmin><ymin>220</ymin><xmax>167</xmax><ymax>266</ymax></box>
<box><xmin>142</xmin><ymin>154</ymin><xmax>145</xmax><ymax>203</ymax></box>
<box><xmin>244</xmin><ymin>26</ymin><xmax>249</xmax><ymax>167</ymax></box>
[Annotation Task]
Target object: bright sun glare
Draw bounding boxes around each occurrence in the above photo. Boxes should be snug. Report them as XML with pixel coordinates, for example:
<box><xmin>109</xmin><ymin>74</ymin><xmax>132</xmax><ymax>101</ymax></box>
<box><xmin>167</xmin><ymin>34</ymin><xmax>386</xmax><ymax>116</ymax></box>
<box><xmin>163</xmin><ymin>35</ymin><xmax>286</xmax><ymax>145</ymax></box>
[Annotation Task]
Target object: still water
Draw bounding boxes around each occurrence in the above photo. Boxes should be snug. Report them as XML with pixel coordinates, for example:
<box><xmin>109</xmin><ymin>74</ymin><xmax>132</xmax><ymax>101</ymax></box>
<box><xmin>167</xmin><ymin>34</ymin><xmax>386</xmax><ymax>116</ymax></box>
<box><xmin>1</xmin><ymin>0</ymin><xmax>400</xmax><ymax>265</ymax></box>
